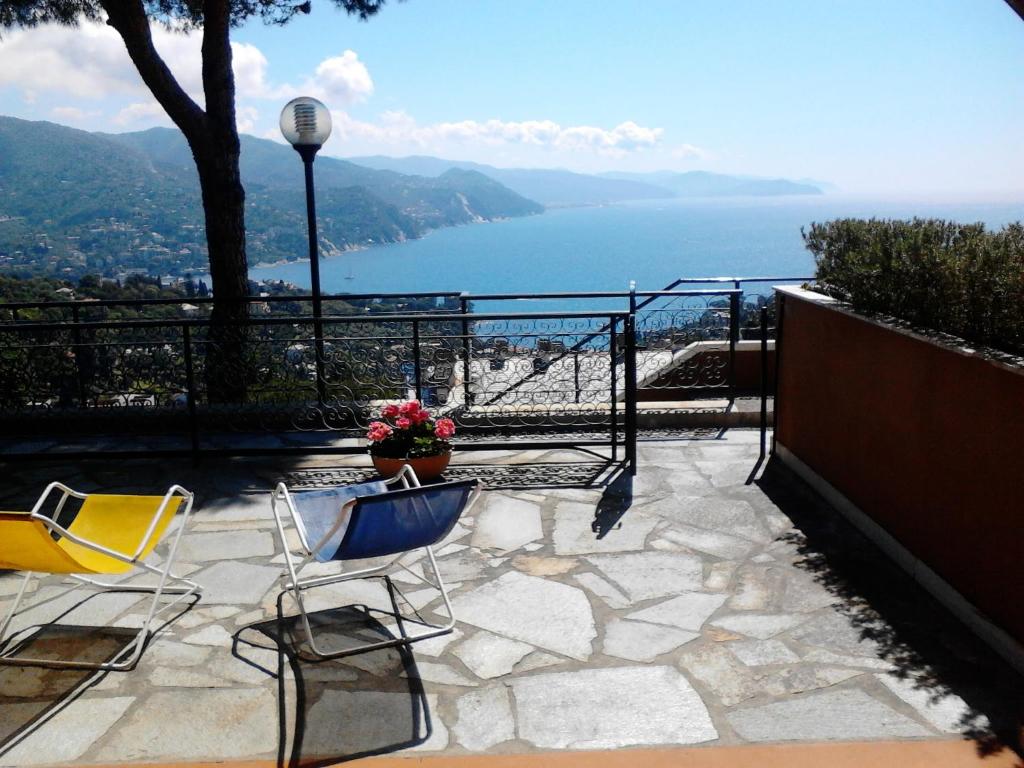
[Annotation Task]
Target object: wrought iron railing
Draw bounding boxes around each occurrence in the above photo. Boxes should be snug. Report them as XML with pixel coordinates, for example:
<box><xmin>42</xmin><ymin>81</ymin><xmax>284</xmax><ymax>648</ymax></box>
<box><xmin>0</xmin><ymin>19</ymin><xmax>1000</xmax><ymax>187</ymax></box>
<box><xmin>0</xmin><ymin>277</ymin><xmax>811</xmax><ymax>462</ymax></box>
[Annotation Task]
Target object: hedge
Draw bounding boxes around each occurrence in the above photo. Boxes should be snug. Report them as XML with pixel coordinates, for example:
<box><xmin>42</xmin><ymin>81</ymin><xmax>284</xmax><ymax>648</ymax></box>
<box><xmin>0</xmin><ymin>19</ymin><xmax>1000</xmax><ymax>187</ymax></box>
<box><xmin>803</xmin><ymin>218</ymin><xmax>1024</xmax><ymax>357</ymax></box>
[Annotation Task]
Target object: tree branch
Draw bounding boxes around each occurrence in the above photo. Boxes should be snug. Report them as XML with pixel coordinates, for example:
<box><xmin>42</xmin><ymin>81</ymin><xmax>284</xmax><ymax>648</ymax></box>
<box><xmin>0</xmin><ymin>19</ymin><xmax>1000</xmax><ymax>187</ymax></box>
<box><xmin>100</xmin><ymin>0</ymin><xmax>205</xmax><ymax>139</ymax></box>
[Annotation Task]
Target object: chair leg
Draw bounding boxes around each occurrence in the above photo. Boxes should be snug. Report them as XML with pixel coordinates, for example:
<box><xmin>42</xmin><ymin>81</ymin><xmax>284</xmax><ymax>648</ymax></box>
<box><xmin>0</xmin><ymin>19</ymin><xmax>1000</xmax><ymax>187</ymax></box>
<box><xmin>0</xmin><ymin>517</ymin><xmax>202</xmax><ymax>671</ymax></box>
<box><xmin>0</xmin><ymin>572</ymin><xmax>35</xmax><ymax>641</ymax></box>
<box><xmin>285</xmin><ymin>545</ymin><xmax>456</xmax><ymax>659</ymax></box>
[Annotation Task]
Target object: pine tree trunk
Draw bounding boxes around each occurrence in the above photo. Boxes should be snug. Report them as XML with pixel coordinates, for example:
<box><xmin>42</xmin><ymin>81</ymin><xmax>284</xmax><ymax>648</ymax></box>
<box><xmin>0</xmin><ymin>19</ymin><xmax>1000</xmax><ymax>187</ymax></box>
<box><xmin>193</xmin><ymin>134</ymin><xmax>250</xmax><ymax>404</ymax></box>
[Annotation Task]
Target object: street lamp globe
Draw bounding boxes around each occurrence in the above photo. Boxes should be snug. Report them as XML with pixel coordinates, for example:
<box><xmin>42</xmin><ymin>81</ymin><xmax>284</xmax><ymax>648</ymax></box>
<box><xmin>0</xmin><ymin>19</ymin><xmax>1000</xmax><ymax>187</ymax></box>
<box><xmin>279</xmin><ymin>96</ymin><xmax>332</xmax><ymax>148</ymax></box>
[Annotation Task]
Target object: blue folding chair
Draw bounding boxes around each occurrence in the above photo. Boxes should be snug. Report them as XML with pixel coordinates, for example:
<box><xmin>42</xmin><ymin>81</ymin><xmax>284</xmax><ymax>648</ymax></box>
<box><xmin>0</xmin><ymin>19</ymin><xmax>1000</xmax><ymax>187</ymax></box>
<box><xmin>271</xmin><ymin>465</ymin><xmax>482</xmax><ymax>657</ymax></box>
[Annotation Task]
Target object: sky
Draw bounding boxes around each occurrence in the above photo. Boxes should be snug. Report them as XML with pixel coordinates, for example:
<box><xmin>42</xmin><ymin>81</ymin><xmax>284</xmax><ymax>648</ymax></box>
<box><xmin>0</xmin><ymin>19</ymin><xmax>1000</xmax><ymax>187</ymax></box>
<box><xmin>0</xmin><ymin>0</ymin><xmax>1023</xmax><ymax>197</ymax></box>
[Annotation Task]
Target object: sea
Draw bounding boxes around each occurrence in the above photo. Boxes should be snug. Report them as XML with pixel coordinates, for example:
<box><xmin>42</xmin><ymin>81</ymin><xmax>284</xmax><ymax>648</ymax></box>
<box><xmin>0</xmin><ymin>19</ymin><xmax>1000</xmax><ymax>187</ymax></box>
<box><xmin>248</xmin><ymin>196</ymin><xmax>1024</xmax><ymax>314</ymax></box>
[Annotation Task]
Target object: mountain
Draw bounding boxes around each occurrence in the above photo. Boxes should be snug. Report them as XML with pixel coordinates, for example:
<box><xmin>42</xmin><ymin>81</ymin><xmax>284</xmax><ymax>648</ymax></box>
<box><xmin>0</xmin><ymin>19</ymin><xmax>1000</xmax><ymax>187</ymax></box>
<box><xmin>347</xmin><ymin>155</ymin><xmax>676</xmax><ymax>207</ymax></box>
<box><xmin>601</xmin><ymin>170</ymin><xmax>824</xmax><ymax>197</ymax></box>
<box><xmin>0</xmin><ymin>117</ymin><xmax>542</xmax><ymax>279</ymax></box>
<box><xmin>350</xmin><ymin>156</ymin><xmax>824</xmax><ymax>204</ymax></box>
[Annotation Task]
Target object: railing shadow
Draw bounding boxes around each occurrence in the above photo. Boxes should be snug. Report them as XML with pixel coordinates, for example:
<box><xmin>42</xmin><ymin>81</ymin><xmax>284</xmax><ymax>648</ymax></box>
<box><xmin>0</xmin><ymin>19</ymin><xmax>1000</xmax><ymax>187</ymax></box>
<box><xmin>279</xmin><ymin>460</ymin><xmax>616</xmax><ymax>491</ymax></box>
<box><xmin>757</xmin><ymin>457</ymin><xmax>1024</xmax><ymax>766</ymax></box>
<box><xmin>592</xmin><ymin>468</ymin><xmax>633</xmax><ymax>539</ymax></box>
<box><xmin>0</xmin><ymin>589</ymin><xmax>197</xmax><ymax>759</ymax></box>
<box><xmin>235</xmin><ymin>592</ymin><xmax>435</xmax><ymax>768</ymax></box>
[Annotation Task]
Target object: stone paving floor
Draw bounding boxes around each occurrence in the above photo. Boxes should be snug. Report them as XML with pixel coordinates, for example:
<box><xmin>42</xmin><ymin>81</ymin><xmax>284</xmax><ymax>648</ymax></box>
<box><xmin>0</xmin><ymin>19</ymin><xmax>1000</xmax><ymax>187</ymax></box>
<box><xmin>0</xmin><ymin>431</ymin><xmax>1021</xmax><ymax>766</ymax></box>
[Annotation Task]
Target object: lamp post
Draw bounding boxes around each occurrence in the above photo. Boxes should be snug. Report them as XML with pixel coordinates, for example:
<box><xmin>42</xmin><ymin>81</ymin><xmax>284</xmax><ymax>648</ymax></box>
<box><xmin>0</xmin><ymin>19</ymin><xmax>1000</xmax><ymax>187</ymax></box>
<box><xmin>280</xmin><ymin>96</ymin><xmax>332</xmax><ymax>407</ymax></box>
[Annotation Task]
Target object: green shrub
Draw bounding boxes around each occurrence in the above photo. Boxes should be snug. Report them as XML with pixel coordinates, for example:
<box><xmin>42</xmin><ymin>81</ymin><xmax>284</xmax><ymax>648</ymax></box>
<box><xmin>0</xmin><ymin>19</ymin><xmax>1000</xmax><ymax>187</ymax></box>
<box><xmin>804</xmin><ymin>218</ymin><xmax>1024</xmax><ymax>357</ymax></box>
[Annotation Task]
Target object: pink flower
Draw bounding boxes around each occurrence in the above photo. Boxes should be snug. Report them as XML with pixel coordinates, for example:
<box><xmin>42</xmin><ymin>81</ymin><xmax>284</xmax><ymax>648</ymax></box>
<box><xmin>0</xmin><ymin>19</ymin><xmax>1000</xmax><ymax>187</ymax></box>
<box><xmin>399</xmin><ymin>399</ymin><xmax>421</xmax><ymax>415</ymax></box>
<box><xmin>381</xmin><ymin>404</ymin><xmax>400</xmax><ymax>418</ymax></box>
<box><xmin>411</xmin><ymin>408</ymin><xmax>431</xmax><ymax>425</ymax></box>
<box><xmin>396</xmin><ymin>417</ymin><xmax>412</xmax><ymax>429</ymax></box>
<box><xmin>434</xmin><ymin>417</ymin><xmax>455</xmax><ymax>440</ymax></box>
<box><xmin>366</xmin><ymin>421</ymin><xmax>393</xmax><ymax>442</ymax></box>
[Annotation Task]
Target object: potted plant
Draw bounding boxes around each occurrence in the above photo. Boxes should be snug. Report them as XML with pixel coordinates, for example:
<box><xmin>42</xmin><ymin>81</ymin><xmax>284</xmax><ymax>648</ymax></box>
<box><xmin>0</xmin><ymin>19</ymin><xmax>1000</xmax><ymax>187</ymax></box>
<box><xmin>366</xmin><ymin>399</ymin><xmax>456</xmax><ymax>481</ymax></box>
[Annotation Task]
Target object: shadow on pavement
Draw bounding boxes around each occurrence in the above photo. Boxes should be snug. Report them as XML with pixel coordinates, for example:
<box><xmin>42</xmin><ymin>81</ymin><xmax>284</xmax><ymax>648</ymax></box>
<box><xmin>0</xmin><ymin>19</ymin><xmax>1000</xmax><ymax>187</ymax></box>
<box><xmin>0</xmin><ymin>590</ymin><xmax>196</xmax><ymax>760</ymax></box>
<box><xmin>235</xmin><ymin>594</ymin><xmax>436</xmax><ymax>767</ymax></box>
<box><xmin>758</xmin><ymin>456</ymin><xmax>1024</xmax><ymax>766</ymax></box>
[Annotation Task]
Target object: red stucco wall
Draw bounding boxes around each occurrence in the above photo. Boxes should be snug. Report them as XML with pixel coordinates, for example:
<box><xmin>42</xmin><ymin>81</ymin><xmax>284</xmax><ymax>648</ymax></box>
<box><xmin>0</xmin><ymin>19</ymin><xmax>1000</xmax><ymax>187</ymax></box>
<box><xmin>776</xmin><ymin>291</ymin><xmax>1024</xmax><ymax>644</ymax></box>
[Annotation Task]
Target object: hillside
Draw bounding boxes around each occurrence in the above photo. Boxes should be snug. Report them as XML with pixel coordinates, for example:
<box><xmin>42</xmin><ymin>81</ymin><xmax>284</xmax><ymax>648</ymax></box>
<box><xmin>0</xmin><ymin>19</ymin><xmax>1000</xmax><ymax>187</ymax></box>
<box><xmin>0</xmin><ymin>117</ymin><xmax>542</xmax><ymax>279</ymax></box>
<box><xmin>348</xmin><ymin>155</ymin><xmax>825</xmax><ymax>205</ymax></box>
<box><xmin>347</xmin><ymin>155</ymin><xmax>675</xmax><ymax>206</ymax></box>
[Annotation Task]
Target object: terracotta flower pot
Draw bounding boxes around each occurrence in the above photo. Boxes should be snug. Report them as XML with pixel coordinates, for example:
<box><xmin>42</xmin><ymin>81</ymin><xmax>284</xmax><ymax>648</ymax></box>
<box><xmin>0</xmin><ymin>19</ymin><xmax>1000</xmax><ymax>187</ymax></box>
<box><xmin>371</xmin><ymin>451</ymin><xmax>451</xmax><ymax>482</ymax></box>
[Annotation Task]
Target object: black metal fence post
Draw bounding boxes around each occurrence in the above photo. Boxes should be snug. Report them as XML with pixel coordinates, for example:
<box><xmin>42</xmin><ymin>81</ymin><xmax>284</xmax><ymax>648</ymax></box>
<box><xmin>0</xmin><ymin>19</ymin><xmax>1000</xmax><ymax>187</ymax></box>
<box><xmin>728</xmin><ymin>282</ymin><xmax>741</xmax><ymax>401</ymax></box>
<box><xmin>460</xmin><ymin>293</ymin><xmax>472</xmax><ymax>407</ymax></box>
<box><xmin>182</xmin><ymin>323</ymin><xmax>200</xmax><ymax>459</ymax></box>
<box><xmin>609</xmin><ymin>316</ymin><xmax>618</xmax><ymax>462</ymax></box>
<box><xmin>71</xmin><ymin>304</ymin><xmax>87</xmax><ymax>407</ymax></box>
<box><xmin>760</xmin><ymin>306</ymin><xmax>769</xmax><ymax>459</ymax></box>
<box><xmin>412</xmin><ymin>319</ymin><xmax>423</xmax><ymax>401</ymax></box>
<box><xmin>624</xmin><ymin>312</ymin><xmax>638</xmax><ymax>476</ymax></box>
<box><xmin>574</xmin><ymin>350</ymin><xmax>581</xmax><ymax>404</ymax></box>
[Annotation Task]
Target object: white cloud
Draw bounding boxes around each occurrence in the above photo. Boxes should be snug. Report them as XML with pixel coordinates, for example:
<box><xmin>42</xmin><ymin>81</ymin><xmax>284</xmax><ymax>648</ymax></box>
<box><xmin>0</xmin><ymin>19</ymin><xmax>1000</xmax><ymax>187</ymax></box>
<box><xmin>0</xmin><ymin>21</ymin><xmax>356</xmax><ymax>112</ymax></box>
<box><xmin>671</xmin><ymin>143</ymin><xmax>707</xmax><ymax>160</ymax></box>
<box><xmin>114</xmin><ymin>101</ymin><xmax>171</xmax><ymax>126</ymax></box>
<box><xmin>236</xmin><ymin>106</ymin><xmax>259</xmax><ymax>134</ymax></box>
<box><xmin>327</xmin><ymin>111</ymin><xmax>663</xmax><ymax>157</ymax></box>
<box><xmin>51</xmin><ymin>106</ymin><xmax>100</xmax><ymax>123</ymax></box>
<box><xmin>307</xmin><ymin>51</ymin><xmax>374</xmax><ymax>105</ymax></box>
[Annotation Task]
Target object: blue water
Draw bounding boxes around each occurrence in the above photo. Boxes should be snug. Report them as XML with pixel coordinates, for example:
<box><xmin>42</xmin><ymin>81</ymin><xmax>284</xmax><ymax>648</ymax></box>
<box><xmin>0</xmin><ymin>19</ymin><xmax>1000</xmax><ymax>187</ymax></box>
<box><xmin>249</xmin><ymin>196</ymin><xmax>1024</xmax><ymax>313</ymax></box>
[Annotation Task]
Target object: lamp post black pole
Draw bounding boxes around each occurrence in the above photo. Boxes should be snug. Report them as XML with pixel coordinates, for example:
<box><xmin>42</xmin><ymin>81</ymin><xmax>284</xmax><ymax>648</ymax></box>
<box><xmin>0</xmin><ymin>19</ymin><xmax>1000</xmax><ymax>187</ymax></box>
<box><xmin>295</xmin><ymin>143</ymin><xmax>327</xmax><ymax>407</ymax></box>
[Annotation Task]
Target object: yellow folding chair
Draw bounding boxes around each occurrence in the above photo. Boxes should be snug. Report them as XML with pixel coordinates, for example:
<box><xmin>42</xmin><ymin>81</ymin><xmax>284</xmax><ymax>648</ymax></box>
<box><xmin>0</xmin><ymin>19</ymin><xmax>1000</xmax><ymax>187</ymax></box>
<box><xmin>0</xmin><ymin>482</ymin><xmax>200</xmax><ymax>670</ymax></box>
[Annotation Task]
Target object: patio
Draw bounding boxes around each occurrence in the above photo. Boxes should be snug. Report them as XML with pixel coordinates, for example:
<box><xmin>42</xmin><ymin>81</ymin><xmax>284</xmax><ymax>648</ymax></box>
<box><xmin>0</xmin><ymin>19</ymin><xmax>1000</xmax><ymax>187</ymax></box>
<box><xmin>0</xmin><ymin>430</ymin><xmax>1021</xmax><ymax>767</ymax></box>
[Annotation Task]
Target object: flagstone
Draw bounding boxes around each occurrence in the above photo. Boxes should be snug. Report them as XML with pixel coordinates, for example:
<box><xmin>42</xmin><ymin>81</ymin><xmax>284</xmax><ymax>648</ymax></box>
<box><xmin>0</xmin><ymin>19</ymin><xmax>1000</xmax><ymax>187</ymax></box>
<box><xmin>676</xmin><ymin>496</ymin><xmax>774</xmax><ymax>542</ymax></box>
<box><xmin>175</xmin><ymin>530</ymin><xmax>275</xmax><ymax>563</ymax></box>
<box><xmin>653</xmin><ymin>524</ymin><xmax>756</xmax><ymax>560</ymax></box>
<box><xmin>727</xmin><ymin>689</ymin><xmax>932</xmax><ymax>741</ymax></box>
<box><xmin>471</xmin><ymin>494</ymin><xmax>543</xmax><ymax>552</ymax></box>
<box><xmin>511</xmin><ymin>554</ymin><xmax>578</xmax><ymax>577</ymax></box>
<box><xmin>704</xmin><ymin>561</ymin><xmax>738</xmax><ymax>591</ymax></box>
<box><xmin>514</xmin><ymin>651</ymin><xmax>565</xmax><ymax>673</ymax></box>
<box><xmin>406</xmin><ymin>661</ymin><xmax>478</xmax><ymax>687</ymax></box>
<box><xmin>451</xmin><ymin>572</ymin><xmax>596</xmax><ymax>660</ymax></box>
<box><xmin>573</xmin><ymin>572</ymin><xmax>631</xmax><ymax>609</ymax></box>
<box><xmin>1</xmin><ymin>696</ymin><xmax>135</xmax><ymax>766</ymax></box>
<box><xmin>728</xmin><ymin>638</ymin><xmax>800</xmax><ymax>666</ymax></box>
<box><xmin>513</xmin><ymin>666</ymin><xmax>717</xmax><ymax>748</ymax></box>
<box><xmin>711</xmin><ymin>613</ymin><xmax>808</xmax><ymax>640</ymax></box>
<box><xmin>760</xmin><ymin>666</ymin><xmax>863</xmax><ymax>696</ymax></box>
<box><xmin>679</xmin><ymin>643</ymin><xmax>762</xmax><ymax>706</ymax></box>
<box><xmin>585</xmin><ymin>551</ymin><xmax>704</xmax><ymax>601</ymax></box>
<box><xmin>626</xmin><ymin>592</ymin><xmax>727</xmax><ymax>632</ymax></box>
<box><xmin>95</xmin><ymin>689</ymin><xmax>277</xmax><ymax>761</ymax></box>
<box><xmin>192</xmin><ymin>561</ymin><xmax>281</xmax><ymax>605</ymax></box>
<box><xmin>875</xmin><ymin>673</ymin><xmax>979</xmax><ymax>733</ymax></box>
<box><xmin>552</xmin><ymin>501</ymin><xmax>656</xmax><ymax>555</ymax></box>
<box><xmin>454</xmin><ymin>631</ymin><xmax>533</xmax><ymax>679</ymax></box>
<box><xmin>453</xmin><ymin>686</ymin><xmax>515</xmax><ymax>751</ymax></box>
<box><xmin>602</xmin><ymin>619</ymin><xmax>698</xmax><ymax>662</ymax></box>
<box><xmin>790</xmin><ymin>611</ymin><xmax>881</xmax><ymax>655</ymax></box>
<box><xmin>411</xmin><ymin>628</ymin><xmax>464</xmax><ymax>658</ymax></box>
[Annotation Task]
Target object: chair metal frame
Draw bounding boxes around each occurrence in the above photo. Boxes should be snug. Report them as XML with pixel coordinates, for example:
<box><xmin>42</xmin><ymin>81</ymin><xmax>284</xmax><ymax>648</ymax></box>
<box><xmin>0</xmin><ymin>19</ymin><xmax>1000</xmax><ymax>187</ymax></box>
<box><xmin>271</xmin><ymin>465</ymin><xmax>483</xmax><ymax>658</ymax></box>
<box><xmin>0</xmin><ymin>482</ymin><xmax>201</xmax><ymax>671</ymax></box>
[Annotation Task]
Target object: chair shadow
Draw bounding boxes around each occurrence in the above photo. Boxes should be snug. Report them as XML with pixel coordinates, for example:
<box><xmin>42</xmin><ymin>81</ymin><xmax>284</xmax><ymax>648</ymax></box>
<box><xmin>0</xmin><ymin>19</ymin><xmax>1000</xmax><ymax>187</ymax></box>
<box><xmin>0</xmin><ymin>588</ymin><xmax>197</xmax><ymax>758</ymax></box>
<box><xmin>235</xmin><ymin>591</ymin><xmax>436</xmax><ymax>768</ymax></box>
<box><xmin>757</xmin><ymin>457</ymin><xmax>1024</xmax><ymax>765</ymax></box>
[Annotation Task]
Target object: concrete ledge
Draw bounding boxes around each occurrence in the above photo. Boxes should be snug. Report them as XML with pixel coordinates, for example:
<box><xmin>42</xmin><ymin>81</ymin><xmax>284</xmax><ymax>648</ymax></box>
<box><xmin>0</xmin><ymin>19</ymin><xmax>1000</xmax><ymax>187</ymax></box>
<box><xmin>777</xmin><ymin>441</ymin><xmax>1024</xmax><ymax>677</ymax></box>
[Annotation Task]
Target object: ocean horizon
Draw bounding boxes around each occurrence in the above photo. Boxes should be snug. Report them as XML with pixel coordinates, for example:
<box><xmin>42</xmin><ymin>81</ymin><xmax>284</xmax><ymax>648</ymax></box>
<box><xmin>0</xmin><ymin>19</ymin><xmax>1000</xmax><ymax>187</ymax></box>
<box><xmin>246</xmin><ymin>196</ymin><xmax>1024</xmax><ymax>313</ymax></box>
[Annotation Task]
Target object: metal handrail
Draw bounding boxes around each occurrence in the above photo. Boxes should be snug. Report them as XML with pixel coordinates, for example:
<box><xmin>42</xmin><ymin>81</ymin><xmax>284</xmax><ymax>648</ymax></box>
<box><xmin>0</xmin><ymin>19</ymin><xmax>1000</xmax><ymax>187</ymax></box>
<box><xmin>0</xmin><ymin>277</ymin><xmax>812</xmax><ymax>317</ymax></box>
